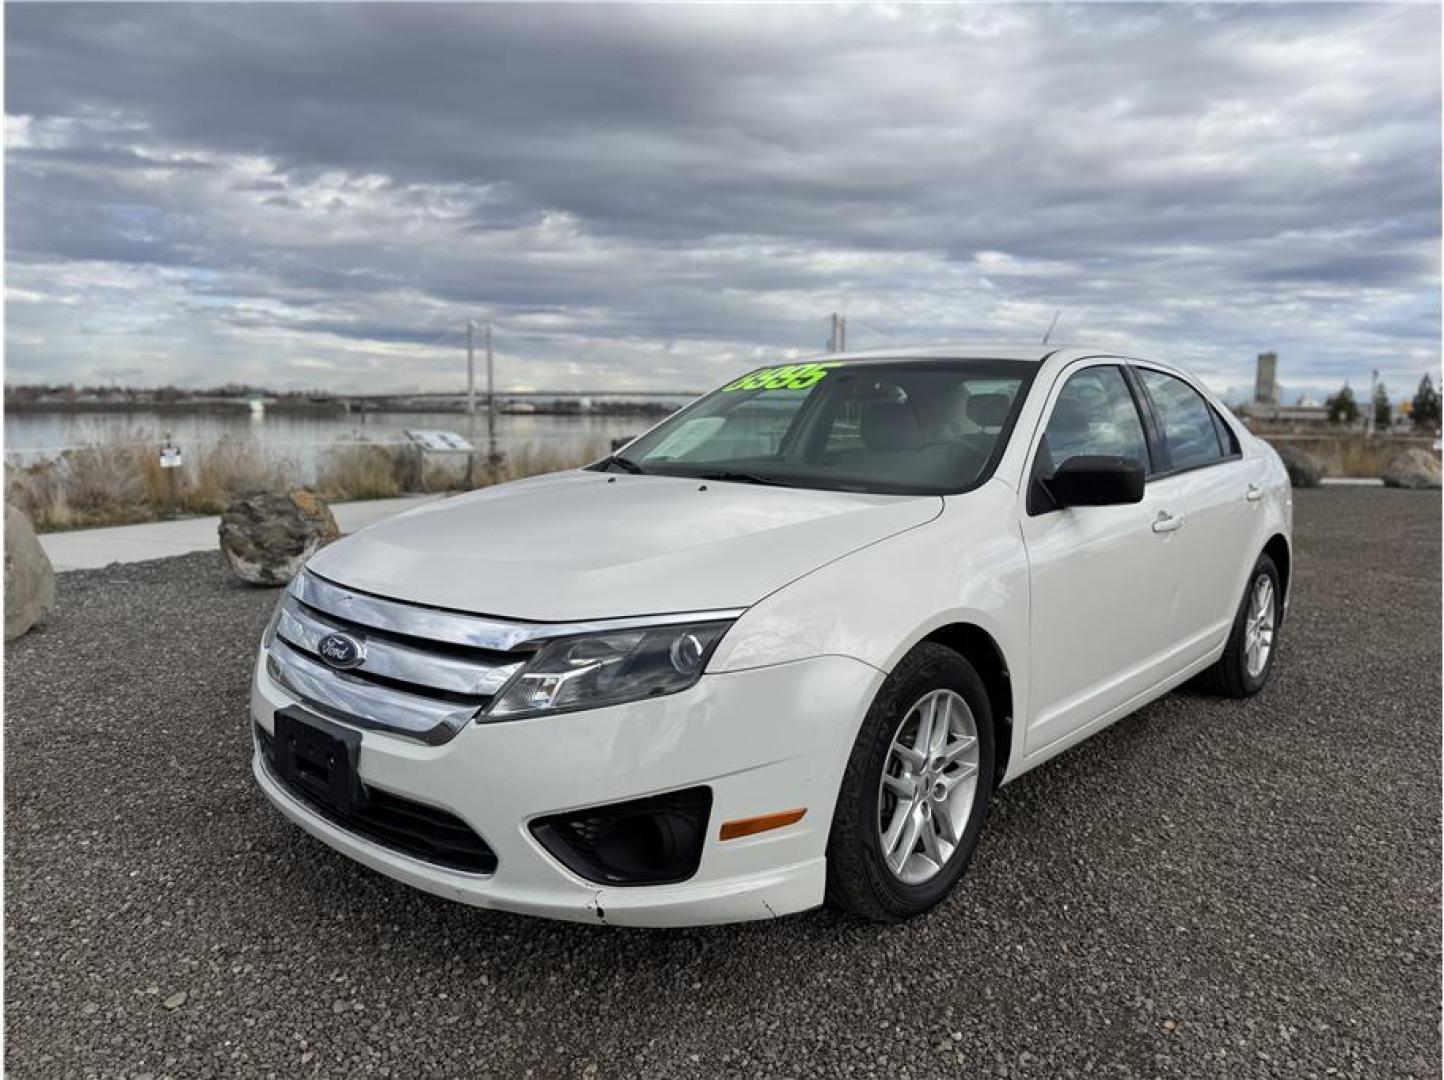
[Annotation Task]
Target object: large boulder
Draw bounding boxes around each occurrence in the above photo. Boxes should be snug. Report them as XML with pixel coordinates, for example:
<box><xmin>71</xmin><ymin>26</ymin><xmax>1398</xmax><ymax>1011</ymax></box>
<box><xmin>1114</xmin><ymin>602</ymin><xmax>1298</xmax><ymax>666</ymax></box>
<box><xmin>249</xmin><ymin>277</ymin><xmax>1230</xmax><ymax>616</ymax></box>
<box><xmin>219</xmin><ymin>489</ymin><xmax>340</xmax><ymax>585</ymax></box>
<box><xmin>1381</xmin><ymin>448</ymin><xmax>1443</xmax><ymax>490</ymax></box>
<box><xmin>5</xmin><ymin>504</ymin><xmax>56</xmax><ymax>640</ymax></box>
<box><xmin>1271</xmin><ymin>443</ymin><xmax>1323</xmax><ymax>488</ymax></box>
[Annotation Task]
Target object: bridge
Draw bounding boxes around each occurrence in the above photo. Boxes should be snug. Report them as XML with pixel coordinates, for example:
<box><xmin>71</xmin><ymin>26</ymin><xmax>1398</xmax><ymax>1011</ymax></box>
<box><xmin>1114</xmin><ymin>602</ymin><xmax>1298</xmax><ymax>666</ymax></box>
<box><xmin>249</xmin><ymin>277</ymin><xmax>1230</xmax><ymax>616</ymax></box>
<box><xmin>340</xmin><ymin>389</ymin><xmax>703</xmax><ymax>403</ymax></box>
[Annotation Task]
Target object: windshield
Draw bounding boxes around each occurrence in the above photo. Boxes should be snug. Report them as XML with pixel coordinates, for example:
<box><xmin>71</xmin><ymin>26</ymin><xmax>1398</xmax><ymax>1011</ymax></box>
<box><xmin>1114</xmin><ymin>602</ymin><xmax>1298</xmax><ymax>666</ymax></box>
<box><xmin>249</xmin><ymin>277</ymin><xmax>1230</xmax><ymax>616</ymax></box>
<box><xmin>602</xmin><ymin>359</ymin><xmax>1036</xmax><ymax>495</ymax></box>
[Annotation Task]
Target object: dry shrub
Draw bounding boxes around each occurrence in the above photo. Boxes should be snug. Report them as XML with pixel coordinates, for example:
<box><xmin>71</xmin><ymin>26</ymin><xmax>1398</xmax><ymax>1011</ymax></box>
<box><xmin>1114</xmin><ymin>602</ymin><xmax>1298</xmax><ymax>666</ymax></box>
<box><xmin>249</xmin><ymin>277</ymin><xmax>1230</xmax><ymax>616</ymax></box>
<box><xmin>65</xmin><ymin>443</ymin><xmax>156</xmax><ymax>520</ymax></box>
<box><xmin>446</xmin><ymin>441</ymin><xmax>604</xmax><ymax>491</ymax></box>
<box><xmin>6</xmin><ymin>431</ymin><xmax>159</xmax><ymax>530</ymax></box>
<box><xmin>496</xmin><ymin>441</ymin><xmax>605</xmax><ymax>483</ymax></box>
<box><xmin>422</xmin><ymin>456</ymin><xmax>467</xmax><ymax>492</ymax></box>
<box><xmin>185</xmin><ymin>438</ymin><xmax>298</xmax><ymax>513</ymax></box>
<box><xmin>316</xmin><ymin>441</ymin><xmax>414</xmax><ymax>501</ymax></box>
<box><xmin>6</xmin><ymin>458</ymin><xmax>81</xmax><ymax>530</ymax></box>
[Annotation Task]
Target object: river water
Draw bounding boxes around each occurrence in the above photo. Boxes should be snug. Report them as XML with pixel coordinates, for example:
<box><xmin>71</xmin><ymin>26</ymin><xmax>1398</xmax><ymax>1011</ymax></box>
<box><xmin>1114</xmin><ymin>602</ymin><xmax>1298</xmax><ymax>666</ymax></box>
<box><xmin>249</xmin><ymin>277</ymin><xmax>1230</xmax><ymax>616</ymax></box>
<box><xmin>3</xmin><ymin>407</ymin><xmax>667</xmax><ymax>472</ymax></box>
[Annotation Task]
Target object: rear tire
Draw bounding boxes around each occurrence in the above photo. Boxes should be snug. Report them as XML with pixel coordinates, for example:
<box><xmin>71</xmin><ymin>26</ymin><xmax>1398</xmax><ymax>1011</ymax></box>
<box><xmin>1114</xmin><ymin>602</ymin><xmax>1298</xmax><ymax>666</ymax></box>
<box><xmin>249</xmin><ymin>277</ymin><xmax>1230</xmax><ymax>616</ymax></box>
<box><xmin>1195</xmin><ymin>553</ymin><xmax>1281</xmax><ymax>698</ymax></box>
<box><xmin>825</xmin><ymin>643</ymin><xmax>995</xmax><ymax>922</ymax></box>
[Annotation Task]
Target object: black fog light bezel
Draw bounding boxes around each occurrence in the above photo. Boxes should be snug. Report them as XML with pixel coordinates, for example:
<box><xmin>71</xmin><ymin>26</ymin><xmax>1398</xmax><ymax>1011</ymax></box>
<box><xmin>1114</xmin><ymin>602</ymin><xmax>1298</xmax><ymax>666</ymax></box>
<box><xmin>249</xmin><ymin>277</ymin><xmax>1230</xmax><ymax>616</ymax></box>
<box><xmin>529</xmin><ymin>786</ymin><xmax>712</xmax><ymax>886</ymax></box>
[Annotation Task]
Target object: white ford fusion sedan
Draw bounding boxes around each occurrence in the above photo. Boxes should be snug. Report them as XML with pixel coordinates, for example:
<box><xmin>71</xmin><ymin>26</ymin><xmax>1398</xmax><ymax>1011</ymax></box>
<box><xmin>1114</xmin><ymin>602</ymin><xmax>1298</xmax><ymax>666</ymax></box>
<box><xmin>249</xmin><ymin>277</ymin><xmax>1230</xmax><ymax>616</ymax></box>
<box><xmin>251</xmin><ymin>346</ymin><xmax>1291</xmax><ymax>926</ymax></box>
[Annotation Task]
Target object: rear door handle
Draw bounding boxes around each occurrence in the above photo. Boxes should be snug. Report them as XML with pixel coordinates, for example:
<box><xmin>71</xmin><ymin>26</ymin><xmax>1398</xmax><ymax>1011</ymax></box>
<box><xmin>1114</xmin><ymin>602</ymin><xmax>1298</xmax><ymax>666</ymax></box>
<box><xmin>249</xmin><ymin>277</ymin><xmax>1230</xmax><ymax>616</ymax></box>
<box><xmin>1245</xmin><ymin>484</ymin><xmax>1264</xmax><ymax>502</ymax></box>
<box><xmin>1152</xmin><ymin>511</ymin><xmax>1183</xmax><ymax>534</ymax></box>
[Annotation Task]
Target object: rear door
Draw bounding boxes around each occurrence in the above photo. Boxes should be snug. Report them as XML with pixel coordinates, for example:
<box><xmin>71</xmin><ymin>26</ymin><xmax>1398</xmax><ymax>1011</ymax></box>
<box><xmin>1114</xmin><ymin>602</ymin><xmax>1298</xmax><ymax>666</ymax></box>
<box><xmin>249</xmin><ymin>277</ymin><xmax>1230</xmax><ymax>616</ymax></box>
<box><xmin>1019</xmin><ymin>362</ymin><xmax>1188</xmax><ymax>756</ymax></box>
<box><xmin>1130</xmin><ymin>364</ymin><xmax>1266</xmax><ymax>661</ymax></box>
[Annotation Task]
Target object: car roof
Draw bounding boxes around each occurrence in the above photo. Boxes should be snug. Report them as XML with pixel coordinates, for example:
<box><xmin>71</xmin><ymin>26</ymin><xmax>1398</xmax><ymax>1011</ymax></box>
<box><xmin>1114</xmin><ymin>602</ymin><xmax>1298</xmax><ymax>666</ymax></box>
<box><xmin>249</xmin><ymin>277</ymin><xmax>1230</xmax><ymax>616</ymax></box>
<box><xmin>807</xmin><ymin>344</ymin><xmax>1122</xmax><ymax>365</ymax></box>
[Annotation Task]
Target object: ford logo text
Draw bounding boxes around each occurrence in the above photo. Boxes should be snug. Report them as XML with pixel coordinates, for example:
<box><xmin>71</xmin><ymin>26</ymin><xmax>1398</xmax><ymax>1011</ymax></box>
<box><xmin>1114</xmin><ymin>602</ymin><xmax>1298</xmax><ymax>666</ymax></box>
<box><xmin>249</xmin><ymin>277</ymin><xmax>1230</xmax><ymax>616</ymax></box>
<box><xmin>317</xmin><ymin>632</ymin><xmax>365</xmax><ymax>670</ymax></box>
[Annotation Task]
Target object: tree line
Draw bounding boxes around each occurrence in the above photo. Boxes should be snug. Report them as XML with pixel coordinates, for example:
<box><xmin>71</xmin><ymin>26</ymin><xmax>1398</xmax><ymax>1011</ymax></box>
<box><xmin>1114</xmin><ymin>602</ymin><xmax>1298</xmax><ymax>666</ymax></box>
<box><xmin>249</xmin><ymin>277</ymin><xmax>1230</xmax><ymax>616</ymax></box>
<box><xmin>1325</xmin><ymin>374</ymin><xmax>1440</xmax><ymax>430</ymax></box>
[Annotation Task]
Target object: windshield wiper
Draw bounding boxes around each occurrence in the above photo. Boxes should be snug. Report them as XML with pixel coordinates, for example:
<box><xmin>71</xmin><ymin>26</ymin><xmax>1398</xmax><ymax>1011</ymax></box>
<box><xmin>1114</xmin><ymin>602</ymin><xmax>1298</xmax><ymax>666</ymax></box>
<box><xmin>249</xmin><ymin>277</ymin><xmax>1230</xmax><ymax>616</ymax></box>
<box><xmin>689</xmin><ymin>469</ymin><xmax>793</xmax><ymax>487</ymax></box>
<box><xmin>596</xmin><ymin>454</ymin><xmax>647</xmax><ymax>475</ymax></box>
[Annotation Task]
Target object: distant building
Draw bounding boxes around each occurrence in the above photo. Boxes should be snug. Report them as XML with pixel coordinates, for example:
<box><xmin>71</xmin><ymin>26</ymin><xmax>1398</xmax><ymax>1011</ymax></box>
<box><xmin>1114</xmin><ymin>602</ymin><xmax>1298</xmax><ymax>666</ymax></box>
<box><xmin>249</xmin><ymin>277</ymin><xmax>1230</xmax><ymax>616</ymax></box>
<box><xmin>1238</xmin><ymin>351</ymin><xmax>1331</xmax><ymax>427</ymax></box>
<box><xmin>1253</xmin><ymin>351</ymin><xmax>1279</xmax><ymax>406</ymax></box>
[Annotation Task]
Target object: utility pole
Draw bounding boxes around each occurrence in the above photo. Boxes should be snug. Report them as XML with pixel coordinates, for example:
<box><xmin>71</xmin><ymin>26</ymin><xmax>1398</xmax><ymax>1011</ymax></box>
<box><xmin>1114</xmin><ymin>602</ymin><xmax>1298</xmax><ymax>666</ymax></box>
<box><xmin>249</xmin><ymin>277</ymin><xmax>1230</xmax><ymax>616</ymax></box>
<box><xmin>464</xmin><ymin>320</ymin><xmax>477</xmax><ymax>488</ymax></box>
<box><xmin>1367</xmin><ymin>368</ymin><xmax>1379</xmax><ymax>437</ymax></box>
<box><xmin>466</xmin><ymin>319</ymin><xmax>476</xmax><ymax>416</ymax></box>
<box><xmin>486</xmin><ymin>321</ymin><xmax>496</xmax><ymax>462</ymax></box>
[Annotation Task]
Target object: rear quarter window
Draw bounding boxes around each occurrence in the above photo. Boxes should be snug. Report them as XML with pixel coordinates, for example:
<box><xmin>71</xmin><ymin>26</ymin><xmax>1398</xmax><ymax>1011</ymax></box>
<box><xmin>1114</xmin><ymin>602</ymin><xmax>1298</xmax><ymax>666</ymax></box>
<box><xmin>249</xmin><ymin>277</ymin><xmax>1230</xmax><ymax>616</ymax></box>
<box><xmin>1138</xmin><ymin>368</ymin><xmax>1226</xmax><ymax>471</ymax></box>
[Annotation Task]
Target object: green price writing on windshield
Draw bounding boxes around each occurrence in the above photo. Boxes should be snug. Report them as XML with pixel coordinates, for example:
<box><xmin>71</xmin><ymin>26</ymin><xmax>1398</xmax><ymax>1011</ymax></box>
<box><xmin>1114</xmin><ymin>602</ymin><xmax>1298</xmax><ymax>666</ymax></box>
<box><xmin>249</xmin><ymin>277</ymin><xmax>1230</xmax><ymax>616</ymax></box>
<box><xmin>721</xmin><ymin>362</ymin><xmax>843</xmax><ymax>393</ymax></box>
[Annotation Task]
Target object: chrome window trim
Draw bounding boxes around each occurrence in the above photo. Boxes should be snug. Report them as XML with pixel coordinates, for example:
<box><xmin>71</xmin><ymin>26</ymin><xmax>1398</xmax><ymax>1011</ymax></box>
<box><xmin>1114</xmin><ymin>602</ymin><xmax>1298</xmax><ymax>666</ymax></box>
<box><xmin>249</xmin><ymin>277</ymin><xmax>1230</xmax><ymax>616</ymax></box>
<box><xmin>276</xmin><ymin>597</ymin><xmax>523</xmax><ymax>697</ymax></box>
<box><xmin>297</xmin><ymin>570</ymin><xmax>747</xmax><ymax>651</ymax></box>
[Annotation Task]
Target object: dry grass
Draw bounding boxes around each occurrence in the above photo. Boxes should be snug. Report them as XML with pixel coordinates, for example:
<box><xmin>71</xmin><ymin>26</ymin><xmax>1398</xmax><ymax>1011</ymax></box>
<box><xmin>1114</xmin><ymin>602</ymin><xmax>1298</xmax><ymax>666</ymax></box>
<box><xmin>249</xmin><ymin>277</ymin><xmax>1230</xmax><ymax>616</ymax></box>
<box><xmin>315</xmin><ymin>441</ymin><xmax>414</xmax><ymax>502</ymax></box>
<box><xmin>7</xmin><ymin>430</ymin><xmax>163</xmax><ymax>530</ymax></box>
<box><xmin>5</xmin><ymin>431</ymin><xmax>303</xmax><ymax>530</ymax></box>
<box><xmin>412</xmin><ymin>440</ymin><xmax>605</xmax><ymax>492</ymax></box>
<box><xmin>6</xmin><ymin>431</ymin><xmax>606</xmax><ymax>532</ymax></box>
<box><xmin>474</xmin><ymin>441</ymin><xmax>607</xmax><ymax>487</ymax></box>
<box><xmin>188</xmin><ymin>438</ymin><xmax>298</xmax><ymax>512</ymax></box>
<box><xmin>1260</xmin><ymin>434</ymin><xmax>1438</xmax><ymax>478</ymax></box>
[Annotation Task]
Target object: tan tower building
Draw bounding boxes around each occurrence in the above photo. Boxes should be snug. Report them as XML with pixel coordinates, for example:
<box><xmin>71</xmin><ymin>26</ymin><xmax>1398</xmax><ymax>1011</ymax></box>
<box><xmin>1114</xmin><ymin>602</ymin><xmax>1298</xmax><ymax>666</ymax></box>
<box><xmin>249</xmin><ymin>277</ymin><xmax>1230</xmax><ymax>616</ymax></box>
<box><xmin>1254</xmin><ymin>351</ymin><xmax>1279</xmax><ymax>405</ymax></box>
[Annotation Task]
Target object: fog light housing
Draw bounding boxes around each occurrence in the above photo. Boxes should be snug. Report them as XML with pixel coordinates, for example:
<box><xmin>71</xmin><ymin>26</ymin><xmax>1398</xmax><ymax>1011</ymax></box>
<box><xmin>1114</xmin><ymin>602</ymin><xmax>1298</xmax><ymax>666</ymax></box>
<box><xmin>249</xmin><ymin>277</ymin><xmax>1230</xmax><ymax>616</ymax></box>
<box><xmin>529</xmin><ymin>787</ymin><xmax>712</xmax><ymax>886</ymax></box>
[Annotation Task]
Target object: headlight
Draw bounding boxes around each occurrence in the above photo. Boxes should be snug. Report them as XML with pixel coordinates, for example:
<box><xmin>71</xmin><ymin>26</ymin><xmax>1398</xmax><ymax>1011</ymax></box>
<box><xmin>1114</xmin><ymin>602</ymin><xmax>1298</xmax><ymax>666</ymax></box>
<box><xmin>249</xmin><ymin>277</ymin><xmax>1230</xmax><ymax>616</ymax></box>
<box><xmin>486</xmin><ymin>620</ymin><xmax>732</xmax><ymax>719</ymax></box>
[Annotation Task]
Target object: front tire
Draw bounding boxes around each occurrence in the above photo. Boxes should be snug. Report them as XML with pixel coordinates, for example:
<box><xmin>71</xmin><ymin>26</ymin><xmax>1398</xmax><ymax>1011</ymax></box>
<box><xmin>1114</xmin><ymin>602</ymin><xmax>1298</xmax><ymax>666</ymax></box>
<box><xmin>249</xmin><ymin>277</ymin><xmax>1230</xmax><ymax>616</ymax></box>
<box><xmin>826</xmin><ymin>644</ymin><xmax>995</xmax><ymax>922</ymax></box>
<box><xmin>1195</xmin><ymin>553</ymin><xmax>1281</xmax><ymax>698</ymax></box>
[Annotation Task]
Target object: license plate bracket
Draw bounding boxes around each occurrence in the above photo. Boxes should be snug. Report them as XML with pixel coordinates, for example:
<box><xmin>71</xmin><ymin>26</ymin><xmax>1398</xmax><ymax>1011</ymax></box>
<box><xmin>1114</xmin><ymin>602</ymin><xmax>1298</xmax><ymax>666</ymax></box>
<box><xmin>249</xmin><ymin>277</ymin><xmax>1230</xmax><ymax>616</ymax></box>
<box><xmin>271</xmin><ymin>707</ymin><xmax>367</xmax><ymax>813</ymax></box>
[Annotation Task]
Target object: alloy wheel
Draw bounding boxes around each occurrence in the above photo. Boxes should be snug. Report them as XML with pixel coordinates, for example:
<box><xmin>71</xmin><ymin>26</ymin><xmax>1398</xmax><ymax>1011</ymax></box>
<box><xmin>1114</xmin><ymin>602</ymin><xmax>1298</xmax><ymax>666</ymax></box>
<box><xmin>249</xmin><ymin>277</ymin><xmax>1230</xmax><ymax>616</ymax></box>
<box><xmin>1243</xmin><ymin>573</ymin><xmax>1276</xmax><ymax>678</ymax></box>
<box><xmin>876</xmin><ymin>688</ymin><xmax>981</xmax><ymax>885</ymax></box>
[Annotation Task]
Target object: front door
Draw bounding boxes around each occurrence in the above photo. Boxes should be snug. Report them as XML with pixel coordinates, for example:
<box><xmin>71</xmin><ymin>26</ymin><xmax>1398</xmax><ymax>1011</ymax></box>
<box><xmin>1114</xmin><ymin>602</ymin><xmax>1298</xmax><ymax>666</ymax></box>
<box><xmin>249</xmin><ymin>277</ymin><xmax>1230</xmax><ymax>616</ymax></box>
<box><xmin>1019</xmin><ymin>362</ymin><xmax>1189</xmax><ymax>756</ymax></box>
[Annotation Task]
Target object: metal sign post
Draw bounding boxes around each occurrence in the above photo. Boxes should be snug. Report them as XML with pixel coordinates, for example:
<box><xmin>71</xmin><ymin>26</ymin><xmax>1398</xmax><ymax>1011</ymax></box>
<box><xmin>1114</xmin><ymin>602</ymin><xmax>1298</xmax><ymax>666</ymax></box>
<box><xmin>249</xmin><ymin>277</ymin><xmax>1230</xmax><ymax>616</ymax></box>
<box><xmin>159</xmin><ymin>434</ymin><xmax>183</xmax><ymax>511</ymax></box>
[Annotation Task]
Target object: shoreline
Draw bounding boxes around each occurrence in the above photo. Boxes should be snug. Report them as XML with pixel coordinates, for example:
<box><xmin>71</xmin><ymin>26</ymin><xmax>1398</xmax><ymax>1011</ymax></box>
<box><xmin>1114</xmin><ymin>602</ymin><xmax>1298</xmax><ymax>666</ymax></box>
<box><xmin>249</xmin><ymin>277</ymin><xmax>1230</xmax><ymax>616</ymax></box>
<box><xmin>3</xmin><ymin>399</ymin><xmax>680</xmax><ymax>418</ymax></box>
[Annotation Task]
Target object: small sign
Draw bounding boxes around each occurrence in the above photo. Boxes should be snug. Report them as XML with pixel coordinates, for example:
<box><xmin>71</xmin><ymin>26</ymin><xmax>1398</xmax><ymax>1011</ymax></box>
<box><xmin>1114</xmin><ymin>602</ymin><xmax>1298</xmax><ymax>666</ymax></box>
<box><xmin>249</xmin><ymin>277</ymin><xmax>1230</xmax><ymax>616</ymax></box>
<box><xmin>159</xmin><ymin>441</ymin><xmax>183</xmax><ymax>469</ymax></box>
<box><xmin>404</xmin><ymin>430</ymin><xmax>474</xmax><ymax>453</ymax></box>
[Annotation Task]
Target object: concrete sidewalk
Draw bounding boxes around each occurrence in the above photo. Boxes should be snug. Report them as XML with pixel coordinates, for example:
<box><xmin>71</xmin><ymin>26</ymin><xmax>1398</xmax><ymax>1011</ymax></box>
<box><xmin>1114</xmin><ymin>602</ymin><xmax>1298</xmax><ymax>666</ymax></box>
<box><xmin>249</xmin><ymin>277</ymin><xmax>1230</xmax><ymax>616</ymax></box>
<box><xmin>39</xmin><ymin>494</ymin><xmax>443</xmax><ymax>572</ymax></box>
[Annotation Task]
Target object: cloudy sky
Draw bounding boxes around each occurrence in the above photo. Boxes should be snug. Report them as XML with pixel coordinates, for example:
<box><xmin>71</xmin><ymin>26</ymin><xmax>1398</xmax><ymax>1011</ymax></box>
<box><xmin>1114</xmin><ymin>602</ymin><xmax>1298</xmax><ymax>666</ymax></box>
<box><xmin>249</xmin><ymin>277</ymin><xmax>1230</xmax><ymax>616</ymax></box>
<box><xmin>5</xmin><ymin>3</ymin><xmax>1440</xmax><ymax>399</ymax></box>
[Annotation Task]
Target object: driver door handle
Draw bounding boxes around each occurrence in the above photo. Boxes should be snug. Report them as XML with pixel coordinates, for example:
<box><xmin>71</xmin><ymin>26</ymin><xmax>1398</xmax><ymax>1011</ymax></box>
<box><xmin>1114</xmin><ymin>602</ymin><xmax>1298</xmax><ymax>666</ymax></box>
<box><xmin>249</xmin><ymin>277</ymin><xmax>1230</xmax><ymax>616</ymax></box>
<box><xmin>1152</xmin><ymin>511</ymin><xmax>1184</xmax><ymax>534</ymax></box>
<box><xmin>1245</xmin><ymin>483</ymin><xmax>1264</xmax><ymax>502</ymax></box>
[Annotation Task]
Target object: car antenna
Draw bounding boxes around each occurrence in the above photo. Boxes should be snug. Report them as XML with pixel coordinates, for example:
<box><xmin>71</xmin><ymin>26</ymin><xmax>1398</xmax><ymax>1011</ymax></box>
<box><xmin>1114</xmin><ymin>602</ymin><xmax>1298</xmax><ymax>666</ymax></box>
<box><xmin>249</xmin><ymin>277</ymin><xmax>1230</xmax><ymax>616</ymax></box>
<box><xmin>1041</xmin><ymin>310</ymin><xmax>1061</xmax><ymax>345</ymax></box>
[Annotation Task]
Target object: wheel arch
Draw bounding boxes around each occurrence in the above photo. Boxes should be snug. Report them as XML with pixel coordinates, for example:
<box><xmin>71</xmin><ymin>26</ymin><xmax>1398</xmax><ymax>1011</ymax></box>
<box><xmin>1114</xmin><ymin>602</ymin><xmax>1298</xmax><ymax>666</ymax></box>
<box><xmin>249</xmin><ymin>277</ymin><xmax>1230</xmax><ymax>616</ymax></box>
<box><xmin>1262</xmin><ymin>532</ymin><xmax>1292</xmax><ymax>617</ymax></box>
<box><xmin>918</xmin><ymin>623</ymin><xmax>1014</xmax><ymax>789</ymax></box>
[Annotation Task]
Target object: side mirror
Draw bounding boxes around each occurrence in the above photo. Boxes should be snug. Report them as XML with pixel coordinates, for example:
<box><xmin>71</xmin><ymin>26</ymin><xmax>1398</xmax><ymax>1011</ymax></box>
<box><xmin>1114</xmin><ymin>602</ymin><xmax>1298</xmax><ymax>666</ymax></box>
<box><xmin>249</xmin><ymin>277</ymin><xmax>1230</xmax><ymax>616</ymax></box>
<box><xmin>1045</xmin><ymin>455</ymin><xmax>1145</xmax><ymax>508</ymax></box>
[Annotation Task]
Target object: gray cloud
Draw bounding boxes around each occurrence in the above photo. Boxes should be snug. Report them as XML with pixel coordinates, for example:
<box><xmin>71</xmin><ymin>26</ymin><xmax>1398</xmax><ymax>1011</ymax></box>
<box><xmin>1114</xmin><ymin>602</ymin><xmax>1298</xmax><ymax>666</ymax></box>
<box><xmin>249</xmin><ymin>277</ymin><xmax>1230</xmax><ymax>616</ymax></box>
<box><xmin>4</xmin><ymin>2</ymin><xmax>1440</xmax><ymax>396</ymax></box>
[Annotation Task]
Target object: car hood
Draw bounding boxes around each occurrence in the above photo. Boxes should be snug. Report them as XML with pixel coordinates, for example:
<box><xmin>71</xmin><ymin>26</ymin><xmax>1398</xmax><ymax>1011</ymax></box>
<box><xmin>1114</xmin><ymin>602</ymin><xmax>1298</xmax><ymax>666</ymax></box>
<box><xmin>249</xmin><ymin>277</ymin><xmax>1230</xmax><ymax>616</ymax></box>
<box><xmin>306</xmin><ymin>470</ymin><xmax>942</xmax><ymax>621</ymax></box>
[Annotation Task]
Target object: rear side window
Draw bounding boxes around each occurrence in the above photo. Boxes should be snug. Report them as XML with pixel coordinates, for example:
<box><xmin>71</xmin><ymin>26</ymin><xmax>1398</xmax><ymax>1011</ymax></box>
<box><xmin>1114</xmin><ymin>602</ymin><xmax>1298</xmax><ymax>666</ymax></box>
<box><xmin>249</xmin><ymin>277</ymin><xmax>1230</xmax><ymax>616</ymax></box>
<box><xmin>1211</xmin><ymin>408</ymin><xmax>1240</xmax><ymax>456</ymax></box>
<box><xmin>1138</xmin><ymin>369</ymin><xmax>1224</xmax><ymax>471</ymax></box>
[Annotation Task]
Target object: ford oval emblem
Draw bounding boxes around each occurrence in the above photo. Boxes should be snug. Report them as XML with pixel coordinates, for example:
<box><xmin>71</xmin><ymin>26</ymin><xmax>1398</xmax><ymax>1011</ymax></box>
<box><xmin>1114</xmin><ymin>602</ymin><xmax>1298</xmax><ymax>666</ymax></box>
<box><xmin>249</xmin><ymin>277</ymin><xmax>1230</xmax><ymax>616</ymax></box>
<box><xmin>317</xmin><ymin>632</ymin><xmax>365</xmax><ymax>670</ymax></box>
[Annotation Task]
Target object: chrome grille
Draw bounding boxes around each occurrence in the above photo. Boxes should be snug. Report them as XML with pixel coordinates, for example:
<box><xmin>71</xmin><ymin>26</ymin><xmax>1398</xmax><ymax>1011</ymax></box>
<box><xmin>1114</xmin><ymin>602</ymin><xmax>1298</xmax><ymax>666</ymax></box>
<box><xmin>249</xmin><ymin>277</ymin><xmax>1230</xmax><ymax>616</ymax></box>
<box><xmin>263</xmin><ymin>570</ymin><xmax>749</xmax><ymax>746</ymax></box>
<box><xmin>266</xmin><ymin>572</ymin><xmax>528</xmax><ymax>745</ymax></box>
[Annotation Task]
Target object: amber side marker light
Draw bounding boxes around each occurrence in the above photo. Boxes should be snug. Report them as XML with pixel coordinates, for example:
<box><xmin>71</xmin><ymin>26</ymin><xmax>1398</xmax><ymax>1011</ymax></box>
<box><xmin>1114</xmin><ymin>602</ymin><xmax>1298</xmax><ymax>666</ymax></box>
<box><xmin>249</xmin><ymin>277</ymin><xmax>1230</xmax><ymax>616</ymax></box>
<box><xmin>718</xmin><ymin>808</ymin><xmax>806</xmax><ymax>841</ymax></box>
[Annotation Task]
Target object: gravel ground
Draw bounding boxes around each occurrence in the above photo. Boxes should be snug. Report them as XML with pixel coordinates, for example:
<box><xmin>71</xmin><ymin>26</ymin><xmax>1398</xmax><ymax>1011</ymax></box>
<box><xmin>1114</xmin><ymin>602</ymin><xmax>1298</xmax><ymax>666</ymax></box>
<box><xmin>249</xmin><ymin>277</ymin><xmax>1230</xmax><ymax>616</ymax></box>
<box><xmin>5</xmin><ymin>487</ymin><xmax>1439</xmax><ymax>1079</ymax></box>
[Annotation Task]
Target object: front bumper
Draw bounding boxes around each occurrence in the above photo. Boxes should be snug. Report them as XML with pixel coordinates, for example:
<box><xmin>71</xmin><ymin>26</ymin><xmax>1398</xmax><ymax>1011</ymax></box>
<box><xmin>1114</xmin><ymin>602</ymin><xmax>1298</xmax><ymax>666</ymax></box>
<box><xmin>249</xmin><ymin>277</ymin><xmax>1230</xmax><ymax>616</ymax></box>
<box><xmin>250</xmin><ymin>649</ymin><xmax>882</xmax><ymax>926</ymax></box>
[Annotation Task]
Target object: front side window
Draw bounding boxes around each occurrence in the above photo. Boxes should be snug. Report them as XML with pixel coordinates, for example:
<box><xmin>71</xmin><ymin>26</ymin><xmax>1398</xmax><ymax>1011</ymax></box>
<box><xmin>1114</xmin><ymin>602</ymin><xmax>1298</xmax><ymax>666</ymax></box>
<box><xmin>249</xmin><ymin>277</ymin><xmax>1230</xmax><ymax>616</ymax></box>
<box><xmin>607</xmin><ymin>359</ymin><xmax>1035</xmax><ymax>495</ymax></box>
<box><xmin>1137</xmin><ymin>368</ymin><xmax>1225</xmax><ymax>471</ymax></box>
<box><xmin>1038</xmin><ymin>365</ymin><xmax>1149</xmax><ymax>472</ymax></box>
